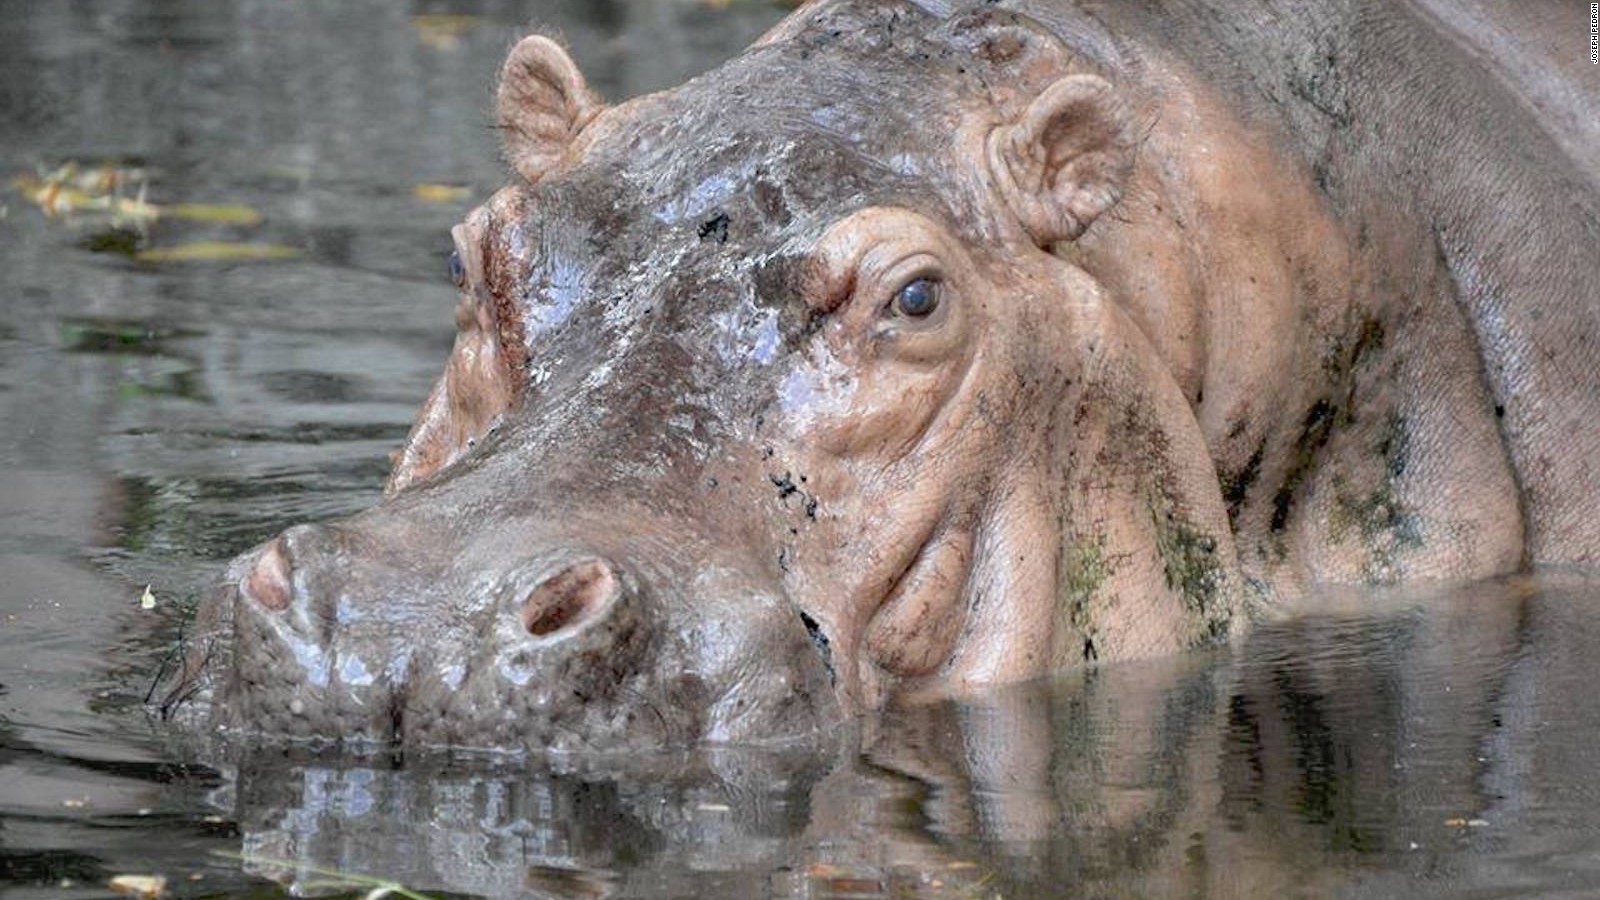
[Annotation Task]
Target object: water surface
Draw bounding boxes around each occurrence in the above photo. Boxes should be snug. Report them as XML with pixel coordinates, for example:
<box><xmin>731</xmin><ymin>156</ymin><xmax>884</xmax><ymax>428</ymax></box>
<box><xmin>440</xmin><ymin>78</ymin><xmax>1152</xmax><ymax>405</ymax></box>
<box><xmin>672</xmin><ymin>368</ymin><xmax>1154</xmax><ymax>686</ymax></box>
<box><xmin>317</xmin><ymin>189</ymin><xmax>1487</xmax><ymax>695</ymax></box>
<box><xmin>4</xmin><ymin>3</ymin><xmax>1600</xmax><ymax>898</ymax></box>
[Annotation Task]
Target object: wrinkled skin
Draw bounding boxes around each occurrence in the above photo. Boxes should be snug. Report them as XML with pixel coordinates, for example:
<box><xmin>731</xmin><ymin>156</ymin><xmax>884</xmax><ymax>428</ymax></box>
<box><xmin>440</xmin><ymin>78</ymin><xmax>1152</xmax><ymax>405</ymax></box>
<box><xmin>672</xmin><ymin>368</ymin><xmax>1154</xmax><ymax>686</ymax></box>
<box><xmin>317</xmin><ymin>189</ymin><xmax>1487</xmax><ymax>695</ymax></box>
<box><xmin>164</xmin><ymin>0</ymin><xmax>1600</xmax><ymax>752</ymax></box>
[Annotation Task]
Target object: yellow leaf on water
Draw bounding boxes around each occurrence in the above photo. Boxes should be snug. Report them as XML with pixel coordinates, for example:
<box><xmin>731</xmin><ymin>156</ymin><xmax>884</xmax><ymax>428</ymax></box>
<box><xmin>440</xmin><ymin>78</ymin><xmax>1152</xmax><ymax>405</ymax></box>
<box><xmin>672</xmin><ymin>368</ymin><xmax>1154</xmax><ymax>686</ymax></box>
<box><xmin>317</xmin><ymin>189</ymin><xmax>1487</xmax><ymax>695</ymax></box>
<box><xmin>412</xmin><ymin>183</ymin><xmax>471</xmax><ymax>204</ymax></box>
<box><xmin>135</xmin><ymin>242</ymin><xmax>301</xmax><ymax>264</ymax></box>
<box><xmin>166</xmin><ymin>203</ymin><xmax>263</xmax><ymax>226</ymax></box>
<box><xmin>109</xmin><ymin>874</ymin><xmax>167</xmax><ymax>899</ymax></box>
<box><xmin>412</xmin><ymin>14</ymin><xmax>479</xmax><ymax>49</ymax></box>
<box><xmin>411</xmin><ymin>14</ymin><xmax>478</xmax><ymax>33</ymax></box>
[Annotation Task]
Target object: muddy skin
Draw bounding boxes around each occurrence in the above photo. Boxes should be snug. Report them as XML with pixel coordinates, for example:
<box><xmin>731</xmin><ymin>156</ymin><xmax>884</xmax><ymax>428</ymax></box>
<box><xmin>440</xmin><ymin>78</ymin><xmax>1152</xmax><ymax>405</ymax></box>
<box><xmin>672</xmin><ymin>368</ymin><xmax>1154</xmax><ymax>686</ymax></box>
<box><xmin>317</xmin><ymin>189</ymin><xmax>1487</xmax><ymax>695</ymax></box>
<box><xmin>163</xmin><ymin>0</ymin><xmax>1600</xmax><ymax>752</ymax></box>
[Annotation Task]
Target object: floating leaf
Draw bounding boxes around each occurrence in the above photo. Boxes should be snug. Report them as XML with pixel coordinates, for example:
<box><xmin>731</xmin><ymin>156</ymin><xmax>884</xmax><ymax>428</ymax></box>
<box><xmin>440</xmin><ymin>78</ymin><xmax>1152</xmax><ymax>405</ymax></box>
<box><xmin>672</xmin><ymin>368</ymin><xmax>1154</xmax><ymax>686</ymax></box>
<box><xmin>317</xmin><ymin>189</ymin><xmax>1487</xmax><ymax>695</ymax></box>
<box><xmin>135</xmin><ymin>242</ymin><xmax>300</xmax><ymax>264</ymax></box>
<box><xmin>109</xmin><ymin>874</ymin><xmax>167</xmax><ymax>899</ymax></box>
<box><xmin>412</xmin><ymin>183</ymin><xmax>471</xmax><ymax>204</ymax></box>
<box><xmin>166</xmin><ymin>203</ymin><xmax>263</xmax><ymax>225</ymax></box>
<box><xmin>411</xmin><ymin>13</ymin><xmax>478</xmax><ymax>33</ymax></box>
<box><xmin>412</xmin><ymin>14</ymin><xmax>479</xmax><ymax>49</ymax></box>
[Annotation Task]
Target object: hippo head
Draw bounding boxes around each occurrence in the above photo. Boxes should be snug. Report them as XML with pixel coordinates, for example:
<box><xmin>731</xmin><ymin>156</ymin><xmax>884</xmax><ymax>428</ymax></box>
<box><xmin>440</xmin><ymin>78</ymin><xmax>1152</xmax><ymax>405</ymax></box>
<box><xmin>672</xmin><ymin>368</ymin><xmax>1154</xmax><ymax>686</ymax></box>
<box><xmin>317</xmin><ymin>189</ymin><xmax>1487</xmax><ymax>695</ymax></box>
<box><xmin>166</xmin><ymin>1</ymin><xmax>1243</xmax><ymax>753</ymax></box>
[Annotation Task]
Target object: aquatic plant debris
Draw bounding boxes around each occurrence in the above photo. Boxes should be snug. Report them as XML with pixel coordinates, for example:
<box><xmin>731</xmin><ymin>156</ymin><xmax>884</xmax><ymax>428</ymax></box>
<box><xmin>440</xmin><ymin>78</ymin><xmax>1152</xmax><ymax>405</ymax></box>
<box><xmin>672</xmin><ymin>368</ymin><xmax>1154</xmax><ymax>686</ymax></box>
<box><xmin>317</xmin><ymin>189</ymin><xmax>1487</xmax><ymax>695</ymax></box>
<box><xmin>411</xmin><ymin>14</ymin><xmax>479</xmax><ymax>49</ymax></box>
<box><xmin>164</xmin><ymin>203</ymin><xmax>264</xmax><ymax>225</ymax></box>
<box><xmin>412</xmin><ymin>183</ymin><xmax>472</xmax><ymax>203</ymax></box>
<box><xmin>220</xmin><ymin>850</ymin><xmax>442</xmax><ymax>900</ymax></box>
<box><xmin>11</xmin><ymin>162</ymin><xmax>263</xmax><ymax>227</ymax></box>
<box><xmin>135</xmin><ymin>242</ymin><xmax>301</xmax><ymax>264</ymax></box>
<box><xmin>108</xmin><ymin>874</ymin><xmax>166</xmax><ymax>898</ymax></box>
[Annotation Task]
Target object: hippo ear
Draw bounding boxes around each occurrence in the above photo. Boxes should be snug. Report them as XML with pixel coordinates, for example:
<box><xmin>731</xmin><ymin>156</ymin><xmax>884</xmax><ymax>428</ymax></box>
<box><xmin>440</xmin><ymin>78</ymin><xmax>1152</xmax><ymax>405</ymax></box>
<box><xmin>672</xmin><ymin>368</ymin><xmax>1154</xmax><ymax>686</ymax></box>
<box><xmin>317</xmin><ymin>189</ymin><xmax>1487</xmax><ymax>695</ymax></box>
<box><xmin>988</xmin><ymin>74</ymin><xmax>1134</xmax><ymax>245</ymax></box>
<box><xmin>496</xmin><ymin>35</ymin><xmax>602</xmax><ymax>183</ymax></box>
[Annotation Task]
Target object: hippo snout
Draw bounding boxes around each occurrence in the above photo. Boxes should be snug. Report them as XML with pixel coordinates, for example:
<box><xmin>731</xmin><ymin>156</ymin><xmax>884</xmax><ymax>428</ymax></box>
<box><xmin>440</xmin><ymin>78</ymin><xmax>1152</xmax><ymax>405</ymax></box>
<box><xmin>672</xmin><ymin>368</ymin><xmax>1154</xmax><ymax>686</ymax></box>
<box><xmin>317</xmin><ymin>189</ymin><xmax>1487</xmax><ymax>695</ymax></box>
<box><xmin>238</xmin><ymin>526</ymin><xmax>626</xmax><ymax>649</ymax></box>
<box><xmin>168</xmin><ymin>517</ymin><xmax>842</xmax><ymax>753</ymax></box>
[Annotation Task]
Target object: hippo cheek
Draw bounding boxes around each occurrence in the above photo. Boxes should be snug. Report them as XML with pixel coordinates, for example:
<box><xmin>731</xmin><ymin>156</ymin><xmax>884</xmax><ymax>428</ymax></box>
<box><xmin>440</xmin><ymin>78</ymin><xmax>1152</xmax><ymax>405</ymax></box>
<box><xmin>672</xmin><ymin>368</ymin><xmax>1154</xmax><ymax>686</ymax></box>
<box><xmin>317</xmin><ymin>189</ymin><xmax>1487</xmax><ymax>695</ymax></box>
<box><xmin>860</xmin><ymin>522</ymin><xmax>977</xmax><ymax>700</ymax></box>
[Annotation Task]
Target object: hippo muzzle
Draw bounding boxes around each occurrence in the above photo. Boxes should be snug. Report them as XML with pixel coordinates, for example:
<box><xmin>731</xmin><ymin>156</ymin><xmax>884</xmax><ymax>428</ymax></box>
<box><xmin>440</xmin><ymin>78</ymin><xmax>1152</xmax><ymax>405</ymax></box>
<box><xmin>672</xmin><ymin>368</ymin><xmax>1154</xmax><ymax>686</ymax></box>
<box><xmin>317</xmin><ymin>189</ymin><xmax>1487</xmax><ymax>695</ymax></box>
<box><xmin>170</xmin><ymin>483</ymin><xmax>843</xmax><ymax>753</ymax></box>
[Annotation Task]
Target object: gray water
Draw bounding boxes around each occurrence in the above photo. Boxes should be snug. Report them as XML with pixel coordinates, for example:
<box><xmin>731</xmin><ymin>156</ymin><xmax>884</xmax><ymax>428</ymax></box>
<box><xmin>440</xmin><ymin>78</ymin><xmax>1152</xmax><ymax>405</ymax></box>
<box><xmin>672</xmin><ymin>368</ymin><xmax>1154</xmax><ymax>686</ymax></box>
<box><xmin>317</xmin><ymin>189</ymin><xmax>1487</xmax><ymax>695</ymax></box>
<box><xmin>4</xmin><ymin>2</ymin><xmax>1600</xmax><ymax>898</ymax></box>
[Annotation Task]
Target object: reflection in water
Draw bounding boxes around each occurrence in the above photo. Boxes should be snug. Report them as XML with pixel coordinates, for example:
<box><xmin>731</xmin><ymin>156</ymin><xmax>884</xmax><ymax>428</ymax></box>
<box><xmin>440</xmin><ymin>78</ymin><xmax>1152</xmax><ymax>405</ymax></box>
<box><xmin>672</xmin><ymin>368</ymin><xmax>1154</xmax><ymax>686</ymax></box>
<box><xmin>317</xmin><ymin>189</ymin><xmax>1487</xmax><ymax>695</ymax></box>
<box><xmin>4</xmin><ymin>1</ymin><xmax>1600</xmax><ymax>898</ymax></box>
<box><xmin>181</xmin><ymin>575</ymin><xmax>1600</xmax><ymax>899</ymax></box>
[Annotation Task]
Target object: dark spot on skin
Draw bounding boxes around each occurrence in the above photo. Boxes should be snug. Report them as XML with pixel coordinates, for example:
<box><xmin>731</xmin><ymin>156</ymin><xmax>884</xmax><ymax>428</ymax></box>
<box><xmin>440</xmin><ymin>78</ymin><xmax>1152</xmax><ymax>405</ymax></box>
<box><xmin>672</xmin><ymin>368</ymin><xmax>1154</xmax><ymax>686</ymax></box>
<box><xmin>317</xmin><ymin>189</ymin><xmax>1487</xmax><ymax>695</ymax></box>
<box><xmin>1376</xmin><ymin>413</ymin><xmax>1411</xmax><ymax>481</ymax></box>
<box><xmin>1272</xmin><ymin>399</ymin><xmax>1338</xmax><ymax>533</ymax></box>
<box><xmin>1222</xmin><ymin>441</ymin><xmax>1266</xmax><ymax>528</ymax></box>
<box><xmin>770</xmin><ymin>471</ymin><xmax>799</xmax><ymax>500</ymax></box>
<box><xmin>1151</xmin><ymin>506</ymin><xmax>1227</xmax><ymax>638</ymax></box>
<box><xmin>753</xmin><ymin>253</ymin><xmax>800</xmax><ymax>308</ymax></box>
<box><xmin>1324</xmin><ymin>316</ymin><xmax>1386</xmax><ymax>382</ymax></box>
<box><xmin>752</xmin><ymin>176</ymin><xmax>791</xmax><ymax>227</ymax></box>
<box><xmin>798</xmin><ymin>610</ymin><xmax>834</xmax><ymax>684</ymax></box>
<box><xmin>771</xmin><ymin>471</ymin><xmax>818</xmax><ymax>520</ymax></box>
<box><xmin>1351</xmin><ymin>317</ymin><xmax>1385</xmax><ymax>369</ymax></box>
<box><xmin>697</xmin><ymin>211</ymin><xmax>730</xmax><ymax>244</ymax></box>
<box><xmin>1063</xmin><ymin>541</ymin><xmax>1108</xmax><ymax>633</ymax></box>
<box><xmin>1327</xmin><ymin>413</ymin><xmax>1423</xmax><ymax>582</ymax></box>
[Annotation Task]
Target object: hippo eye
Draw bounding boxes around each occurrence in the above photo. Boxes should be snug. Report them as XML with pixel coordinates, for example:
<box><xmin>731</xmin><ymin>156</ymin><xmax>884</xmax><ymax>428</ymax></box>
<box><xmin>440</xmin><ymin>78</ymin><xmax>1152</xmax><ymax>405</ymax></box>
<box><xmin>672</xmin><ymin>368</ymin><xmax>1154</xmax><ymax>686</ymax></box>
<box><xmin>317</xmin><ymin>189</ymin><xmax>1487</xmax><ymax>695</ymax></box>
<box><xmin>447</xmin><ymin>249</ymin><xmax>467</xmax><ymax>288</ymax></box>
<box><xmin>892</xmin><ymin>277</ymin><xmax>940</xmax><ymax>318</ymax></box>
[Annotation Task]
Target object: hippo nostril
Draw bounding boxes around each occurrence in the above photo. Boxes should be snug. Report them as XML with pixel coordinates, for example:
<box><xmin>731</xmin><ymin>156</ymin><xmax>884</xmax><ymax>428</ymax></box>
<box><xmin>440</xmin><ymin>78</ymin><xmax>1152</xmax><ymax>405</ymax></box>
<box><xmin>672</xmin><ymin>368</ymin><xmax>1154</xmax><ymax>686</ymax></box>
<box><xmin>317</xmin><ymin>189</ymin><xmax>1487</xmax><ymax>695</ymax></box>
<box><xmin>242</xmin><ymin>537</ymin><xmax>293</xmax><ymax>613</ymax></box>
<box><xmin>520</xmin><ymin>558</ymin><xmax>619</xmax><ymax>637</ymax></box>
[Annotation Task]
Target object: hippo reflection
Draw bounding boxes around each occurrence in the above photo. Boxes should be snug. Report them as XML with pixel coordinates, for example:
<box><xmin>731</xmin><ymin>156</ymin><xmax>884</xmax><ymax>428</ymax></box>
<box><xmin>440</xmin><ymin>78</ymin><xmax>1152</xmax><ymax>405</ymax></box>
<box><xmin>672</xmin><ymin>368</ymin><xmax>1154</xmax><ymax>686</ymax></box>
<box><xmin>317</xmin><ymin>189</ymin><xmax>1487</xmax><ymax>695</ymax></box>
<box><xmin>165</xmin><ymin>0</ymin><xmax>1600</xmax><ymax>752</ymax></box>
<box><xmin>217</xmin><ymin>577</ymin><xmax>1600</xmax><ymax>899</ymax></box>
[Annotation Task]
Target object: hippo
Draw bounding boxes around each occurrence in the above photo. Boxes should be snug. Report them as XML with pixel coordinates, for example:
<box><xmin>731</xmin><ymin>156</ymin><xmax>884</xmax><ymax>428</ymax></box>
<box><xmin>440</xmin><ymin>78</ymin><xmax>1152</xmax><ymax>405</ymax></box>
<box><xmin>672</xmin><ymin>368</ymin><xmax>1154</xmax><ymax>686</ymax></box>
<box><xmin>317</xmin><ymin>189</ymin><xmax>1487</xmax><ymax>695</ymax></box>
<box><xmin>163</xmin><ymin>0</ymin><xmax>1600</xmax><ymax>753</ymax></box>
